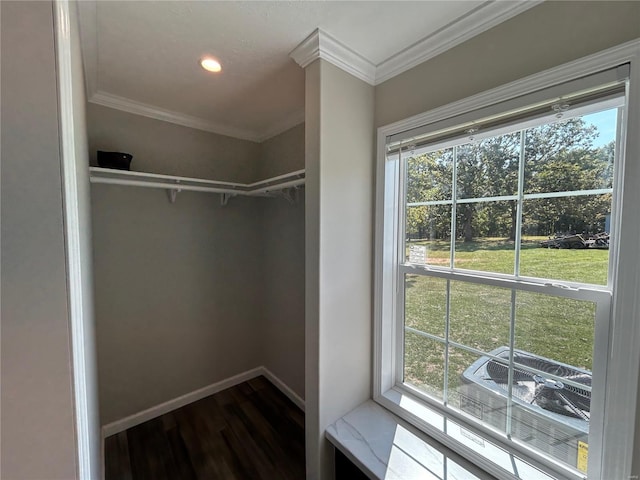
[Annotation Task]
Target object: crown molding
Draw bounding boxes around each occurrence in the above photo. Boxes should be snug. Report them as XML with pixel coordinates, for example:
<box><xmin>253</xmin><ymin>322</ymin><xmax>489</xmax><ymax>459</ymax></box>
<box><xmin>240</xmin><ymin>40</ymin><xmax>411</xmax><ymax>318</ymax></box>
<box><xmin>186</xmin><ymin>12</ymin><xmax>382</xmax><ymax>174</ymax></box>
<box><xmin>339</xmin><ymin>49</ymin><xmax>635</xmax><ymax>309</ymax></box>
<box><xmin>375</xmin><ymin>0</ymin><xmax>544</xmax><ymax>84</ymax></box>
<box><xmin>290</xmin><ymin>28</ymin><xmax>377</xmax><ymax>85</ymax></box>
<box><xmin>290</xmin><ymin>3</ymin><xmax>542</xmax><ymax>86</ymax></box>
<box><xmin>84</xmin><ymin>2</ymin><xmax>543</xmax><ymax>142</ymax></box>
<box><xmin>89</xmin><ymin>91</ymin><xmax>265</xmax><ymax>142</ymax></box>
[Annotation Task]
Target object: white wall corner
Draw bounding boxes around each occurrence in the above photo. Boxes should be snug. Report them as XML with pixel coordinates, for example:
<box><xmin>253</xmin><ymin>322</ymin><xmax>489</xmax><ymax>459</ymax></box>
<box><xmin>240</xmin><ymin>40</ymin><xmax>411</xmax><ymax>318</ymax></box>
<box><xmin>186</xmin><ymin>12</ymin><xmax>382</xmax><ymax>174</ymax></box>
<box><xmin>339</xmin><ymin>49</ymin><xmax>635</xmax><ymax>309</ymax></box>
<box><xmin>289</xmin><ymin>28</ymin><xmax>376</xmax><ymax>85</ymax></box>
<box><xmin>374</xmin><ymin>0</ymin><xmax>544</xmax><ymax>84</ymax></box>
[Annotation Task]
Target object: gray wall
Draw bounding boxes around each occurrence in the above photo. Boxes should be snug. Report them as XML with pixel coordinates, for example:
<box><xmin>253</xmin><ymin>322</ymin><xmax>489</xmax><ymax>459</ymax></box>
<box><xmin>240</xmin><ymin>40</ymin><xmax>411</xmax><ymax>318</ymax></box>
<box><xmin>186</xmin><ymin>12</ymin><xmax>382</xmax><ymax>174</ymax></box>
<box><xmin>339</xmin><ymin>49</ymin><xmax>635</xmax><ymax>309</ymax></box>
<box><xmin>1</xmin><ymin>2</ymin><xmax>78</xmax><ymax>478</ymax></box>
<box><xmin>88</xmin><ymin>103</ymin><xmax>261</xmax><ymax>183</ymax></box>
<box><xmin>259</xmin><ymin>125</ymin><xmax>306</xmax><ymax>400</ymax></box>
<box><xmin>89</xmin><ymin>110</ymin><xmax>266</xmax><ymax>425</ymax></box>
<box><xmin>258</xmin><ymin>123</ymin><xmax>305</xmax><ymax>179</ymax></box>
<box><xmin>305</xmin><ymin>59</ymin><xmax>374</xmax><ymax>480</ymax></box>
<box><xmin>91</xmin><ymin>187</ymin><xmax>264</xmax><ymax>424</ymax></box>
<box><xmin>375</xmin><ymin>1</ymin><xmax>640</xmax><ymax>127</ymax></box>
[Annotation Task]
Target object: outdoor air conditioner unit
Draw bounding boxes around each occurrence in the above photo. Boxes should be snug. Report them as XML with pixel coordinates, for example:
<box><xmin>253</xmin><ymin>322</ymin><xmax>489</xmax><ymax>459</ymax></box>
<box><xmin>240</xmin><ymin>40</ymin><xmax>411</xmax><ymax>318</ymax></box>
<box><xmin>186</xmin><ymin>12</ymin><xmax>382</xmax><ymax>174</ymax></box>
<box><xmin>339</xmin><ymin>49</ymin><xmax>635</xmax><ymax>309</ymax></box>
<box><xmin>458</xmin><ymin>347</ymin><xmax>590</xmax><ymax>471</ymax></box>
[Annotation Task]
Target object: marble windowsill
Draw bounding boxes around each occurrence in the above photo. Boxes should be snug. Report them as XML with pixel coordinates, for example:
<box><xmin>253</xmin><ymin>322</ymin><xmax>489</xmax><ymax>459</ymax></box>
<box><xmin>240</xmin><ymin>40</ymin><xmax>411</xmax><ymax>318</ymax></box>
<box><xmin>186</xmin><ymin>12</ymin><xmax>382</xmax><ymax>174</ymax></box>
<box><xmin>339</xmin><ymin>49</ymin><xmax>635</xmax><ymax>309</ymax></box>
<box><xmin>326</xmin><ymin>400</ymin><xmax>494</xmax><ymax>480</ymax></box>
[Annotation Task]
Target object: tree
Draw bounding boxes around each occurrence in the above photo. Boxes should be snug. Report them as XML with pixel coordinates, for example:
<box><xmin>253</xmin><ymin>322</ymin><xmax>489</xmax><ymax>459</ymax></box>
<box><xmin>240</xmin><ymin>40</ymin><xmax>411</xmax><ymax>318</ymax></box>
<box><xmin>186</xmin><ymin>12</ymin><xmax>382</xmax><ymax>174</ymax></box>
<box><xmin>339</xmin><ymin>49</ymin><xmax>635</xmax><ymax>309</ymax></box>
<box><xmin>405</xmin><ymin>117</ymin><xmax>614</xmax><ymax>242</ymax></box>
<box><xmin>406</xmin><ymin>148</ymin><xmax>453</xmax><ymax>240</ymax></box>
<box><xmin>456</xmin><ymin>133</ymin><xmax>520</xmax><ymax>241</ymax></box>
<box><xmin>522</xmin><ymin>144</ymin><xmax>613</xmax><ymax>236</ymax></box>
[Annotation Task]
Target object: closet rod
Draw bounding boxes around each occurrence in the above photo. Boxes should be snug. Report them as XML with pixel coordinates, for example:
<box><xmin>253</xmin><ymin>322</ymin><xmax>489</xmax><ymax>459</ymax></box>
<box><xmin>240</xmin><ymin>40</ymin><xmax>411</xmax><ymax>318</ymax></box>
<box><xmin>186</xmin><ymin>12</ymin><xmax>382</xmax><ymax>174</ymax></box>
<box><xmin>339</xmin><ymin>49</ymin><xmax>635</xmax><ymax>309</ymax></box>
<box><xmin>90</xmin><ymin>177</ymin><xmax>243</xmax><ymax>194</ymax></box>
<box><xmin>248</xmin><ymin>178</ymin><xmax>305</xmax><ymax>195</ymax></box>
<box><xmin>246</xmin><ymin>169</ymin><xmax>305</xmax><ymax>188</ymax></box>
<box><xmin>89</xmin><ymin>167</ymin><xmax>245</xmax><ymax>188</ymax></box>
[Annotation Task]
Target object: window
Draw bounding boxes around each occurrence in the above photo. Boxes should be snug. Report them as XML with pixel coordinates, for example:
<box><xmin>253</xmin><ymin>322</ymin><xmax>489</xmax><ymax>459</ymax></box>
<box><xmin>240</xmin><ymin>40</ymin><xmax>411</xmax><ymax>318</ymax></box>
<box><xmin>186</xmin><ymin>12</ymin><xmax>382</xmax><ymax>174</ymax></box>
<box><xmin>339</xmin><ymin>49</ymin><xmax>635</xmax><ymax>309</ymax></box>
<box><xmin>375</xmin><ymin>43</ymin><xmax>640</xmax><ymax>480</ymax></box>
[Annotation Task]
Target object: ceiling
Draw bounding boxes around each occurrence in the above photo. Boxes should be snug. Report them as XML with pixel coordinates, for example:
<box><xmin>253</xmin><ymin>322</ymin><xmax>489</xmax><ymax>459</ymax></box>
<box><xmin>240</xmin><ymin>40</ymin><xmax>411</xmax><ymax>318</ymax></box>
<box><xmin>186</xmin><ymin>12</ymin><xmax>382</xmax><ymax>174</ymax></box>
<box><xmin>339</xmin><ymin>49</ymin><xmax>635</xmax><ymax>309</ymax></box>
<box><xmin>78</xmin><ymin>1</ymin><xmax>538</xmax><ymax>143</ymax></box>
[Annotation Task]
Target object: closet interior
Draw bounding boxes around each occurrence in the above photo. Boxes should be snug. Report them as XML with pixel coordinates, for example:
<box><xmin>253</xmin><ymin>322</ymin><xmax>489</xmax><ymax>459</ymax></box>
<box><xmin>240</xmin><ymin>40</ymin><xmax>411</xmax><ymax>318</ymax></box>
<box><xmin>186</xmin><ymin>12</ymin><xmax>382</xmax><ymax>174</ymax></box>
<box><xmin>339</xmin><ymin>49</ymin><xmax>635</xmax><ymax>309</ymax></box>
<box><xmin>88</xmin><ymin>103</ymin><xmax>306</xmax><ymax>433</ymax></box>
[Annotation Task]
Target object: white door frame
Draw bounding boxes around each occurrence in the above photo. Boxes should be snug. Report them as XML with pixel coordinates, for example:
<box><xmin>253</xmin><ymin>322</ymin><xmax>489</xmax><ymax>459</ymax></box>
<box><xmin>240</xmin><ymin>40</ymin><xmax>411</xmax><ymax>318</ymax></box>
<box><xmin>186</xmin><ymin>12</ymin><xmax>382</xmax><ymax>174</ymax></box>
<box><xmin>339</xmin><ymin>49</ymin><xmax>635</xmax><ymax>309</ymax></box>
<box><xmin>53</xmin><ymin>1</ymin><xmax>100</xmax><ymax>478</ymax></box>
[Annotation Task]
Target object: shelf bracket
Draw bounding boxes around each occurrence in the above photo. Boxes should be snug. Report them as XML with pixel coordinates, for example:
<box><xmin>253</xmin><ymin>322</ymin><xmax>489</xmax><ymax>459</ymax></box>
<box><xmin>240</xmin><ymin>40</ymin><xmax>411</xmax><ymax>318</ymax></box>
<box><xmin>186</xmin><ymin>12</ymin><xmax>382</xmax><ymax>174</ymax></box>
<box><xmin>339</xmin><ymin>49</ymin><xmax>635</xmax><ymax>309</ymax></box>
<box><xmin>220</xmin><ymin>193</ymin><xmax>236</xmax><ymax>206</ymax></box>
<box><xmin>166</xmin><ymin>180</ymin><xmax>182</xmax><ymax>204</ymax></box>
<box><xmin>167</xmin><ymin>188</ymin><xmax>182</xmax><ymax>204</ymax></box>
<box><xmin>280</xmin><ymin>187</ymin><xmax>299</xmax><ymax>205</ymax></box>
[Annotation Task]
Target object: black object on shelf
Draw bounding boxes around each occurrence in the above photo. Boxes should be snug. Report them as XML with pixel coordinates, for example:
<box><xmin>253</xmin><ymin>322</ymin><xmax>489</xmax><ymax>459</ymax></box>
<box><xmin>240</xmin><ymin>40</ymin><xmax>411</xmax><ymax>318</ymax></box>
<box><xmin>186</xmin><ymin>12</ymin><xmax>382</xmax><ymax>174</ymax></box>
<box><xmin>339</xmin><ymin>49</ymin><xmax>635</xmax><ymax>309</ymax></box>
<box><xmin>97</xmin><ymin>151</ymin><xmax>133</xmax><ymax>170</ymax></box>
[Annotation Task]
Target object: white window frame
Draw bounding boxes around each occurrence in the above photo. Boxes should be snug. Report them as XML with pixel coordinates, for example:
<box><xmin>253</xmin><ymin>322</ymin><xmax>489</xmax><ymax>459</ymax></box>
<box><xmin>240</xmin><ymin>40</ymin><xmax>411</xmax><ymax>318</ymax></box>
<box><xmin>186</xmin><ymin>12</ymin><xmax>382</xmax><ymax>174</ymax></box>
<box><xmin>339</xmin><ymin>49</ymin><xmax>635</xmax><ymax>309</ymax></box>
<box><xmin>374</xmin><ymin>40</ymin><xmax>640</xmax><ymax>480</ymax></box>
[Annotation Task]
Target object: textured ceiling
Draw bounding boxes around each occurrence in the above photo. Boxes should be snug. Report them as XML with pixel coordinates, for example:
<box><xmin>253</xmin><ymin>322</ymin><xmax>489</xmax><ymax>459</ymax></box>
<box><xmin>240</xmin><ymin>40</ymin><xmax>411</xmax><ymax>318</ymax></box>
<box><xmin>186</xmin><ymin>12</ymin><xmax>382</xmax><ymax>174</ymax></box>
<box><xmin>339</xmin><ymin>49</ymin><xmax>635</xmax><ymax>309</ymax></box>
<box><xmin>79</xmin><ymin>1</ymin><xmax>528</xmax><ymax>142</ymax></box>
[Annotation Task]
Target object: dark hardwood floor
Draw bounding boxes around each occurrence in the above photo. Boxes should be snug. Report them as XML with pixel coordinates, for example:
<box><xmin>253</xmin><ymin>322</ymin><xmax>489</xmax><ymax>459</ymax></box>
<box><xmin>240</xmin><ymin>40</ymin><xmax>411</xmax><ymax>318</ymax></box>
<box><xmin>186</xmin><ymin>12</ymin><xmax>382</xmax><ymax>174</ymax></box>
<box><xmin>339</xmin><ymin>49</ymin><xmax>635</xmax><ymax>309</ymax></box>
<box><xmin>105</xmin><ymin>376</ymin><xmax>305</xmax><ymax>480</ymax></box>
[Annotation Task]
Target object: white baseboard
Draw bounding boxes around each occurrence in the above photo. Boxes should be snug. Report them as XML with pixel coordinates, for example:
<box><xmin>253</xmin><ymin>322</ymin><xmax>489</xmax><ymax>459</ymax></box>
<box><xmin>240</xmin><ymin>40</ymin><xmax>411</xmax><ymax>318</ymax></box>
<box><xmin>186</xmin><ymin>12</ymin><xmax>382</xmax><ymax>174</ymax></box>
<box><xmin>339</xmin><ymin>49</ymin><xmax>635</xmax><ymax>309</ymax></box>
<box><xmin>261</xmin><ymin>366</ymin><xmax>305</xmax><ymax>412</ymax></box>
<box><xmin>101</xmin><ymin>366</ymin><xmax>304</xmax><ymax>438</ymax></box>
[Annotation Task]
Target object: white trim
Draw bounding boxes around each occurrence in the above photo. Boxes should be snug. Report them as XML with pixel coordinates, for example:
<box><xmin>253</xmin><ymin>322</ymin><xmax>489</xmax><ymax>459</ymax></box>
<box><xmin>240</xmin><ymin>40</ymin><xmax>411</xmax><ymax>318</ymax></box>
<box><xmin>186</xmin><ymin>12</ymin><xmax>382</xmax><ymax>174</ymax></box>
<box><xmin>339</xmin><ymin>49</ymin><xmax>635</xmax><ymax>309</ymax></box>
<box><xmin>375</xmin><ymin>1</ymin><xmax>542</xmax><ymax>84</ymax></box>
<box><xmin>101</xmin><ymin>366</ymin><xmax>305</xmax><ymax>438</ymax></box>
<box><xmin>89</xmin><ymin>91</ymin><xmax>262</xmax><ymax>143</ymax></box>
<box><xmin>261</xmin><ymin>367</ymin><xmax>306</xmax><ymax>412</ymax></box>
<box><xmin>290</xmin><ymin>4</ymin><xmax>543</xmax><ymax>86</ymax></box>
<box><xmin>289</xmin><ymin>28</ymin><xmax>376</xmax><ymax>85</ymax></box>
<box><xmin>374</xmin><ymin>39</ymin><xmax>640</xmax><ymax>480</ymax></box>
<box><xmin>600</xmin><ymin>40</ymin><xmax>640</xmax><ymax>478</ymax></box>
<box><xmin>53</xmin><ymin>1</ymin><xmax>95</xmax><ymax>478</ymax></box>
<box><xmin>100</xmin><ymin>432</ymin><xmax>105</xmax><ymax>480</ymax></box>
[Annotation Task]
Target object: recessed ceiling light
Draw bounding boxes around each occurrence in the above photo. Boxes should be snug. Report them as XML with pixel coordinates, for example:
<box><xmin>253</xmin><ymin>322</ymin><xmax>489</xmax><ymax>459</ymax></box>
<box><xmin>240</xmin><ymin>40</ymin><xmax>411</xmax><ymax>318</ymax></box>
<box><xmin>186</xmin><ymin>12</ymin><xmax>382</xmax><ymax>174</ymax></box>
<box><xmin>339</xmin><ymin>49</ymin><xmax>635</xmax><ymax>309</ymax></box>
<box><xmin>200</xmin><ymin>57</ymin><xmax>222</xmax><ymax>73</ymax></box>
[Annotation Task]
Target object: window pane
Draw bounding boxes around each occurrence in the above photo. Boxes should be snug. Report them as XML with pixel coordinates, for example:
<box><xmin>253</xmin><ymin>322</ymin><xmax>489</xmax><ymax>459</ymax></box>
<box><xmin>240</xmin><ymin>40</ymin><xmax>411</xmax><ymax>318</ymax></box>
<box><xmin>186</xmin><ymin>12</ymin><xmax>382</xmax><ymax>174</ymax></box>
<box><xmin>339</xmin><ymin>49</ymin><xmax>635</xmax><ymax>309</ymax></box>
<box><xmin>460</xmin><ymin>346</ymin><xmax>590</xmax><ymax>473</ymax></box>
<box><xmin>405</xmin><ymin>275</ymin><xmax>447</xmax><ymax>339</ymax></box>
<box><xmin>448</xmin><ymin>347</ymin><xmax>508</xmax><ymax>435</ymax></box>
<box><xmin>523</xmin><ymin>111</ymin><xmax>616</xmax><ymax>195</ymax></box>
<box><xmin>456</xmin><ymin>133</ymin><xmax>520</xmax><ymax>199</ymax></box>
<box><xmin>449</xmin><ymin>281</ymin><xmax>511</xmax><ymax>354</ymax></box>
<box><xmin>454</xmin><ymin>201</ymin><xmax>516</xmax><ymax>274</ymax></box>
<box><xmin>520</xmin><ymin>195</ymin><xmax>611</xmax><ymax>285</ymax></box>
<box><xmin>404</xmin><ymin>331</ymin><xmax>445</xmax><ymax>400</ymax></box>
<box><xmin>515</xmin><ymin>291</ymin><xmax>595</xmax><ymax>371</ymax></box>
<box><xmin>510</xmin><ymin>396</ymin><xmax>589</xmax><ymax>473</ymax></box>
<box><xmin>406</xmin><ymin>148</ymin><xmax>454</xmax><ymax>203</ymax></box>
<box><xmin>391</xmin><ymin>90</ymin><xmax>624</xmax><ymax>477</ymax></box>
<box><xmin>405</xmin><ymin>205</ymin><xmax>452</xmax><ymax>265</ymax></box>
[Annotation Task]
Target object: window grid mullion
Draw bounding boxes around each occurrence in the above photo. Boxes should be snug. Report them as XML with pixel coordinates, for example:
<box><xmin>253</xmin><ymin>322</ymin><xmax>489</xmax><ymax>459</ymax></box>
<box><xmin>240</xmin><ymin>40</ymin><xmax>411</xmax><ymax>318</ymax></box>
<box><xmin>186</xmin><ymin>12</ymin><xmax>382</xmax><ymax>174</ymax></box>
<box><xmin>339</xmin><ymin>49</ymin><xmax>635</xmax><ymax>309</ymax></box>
<box><xmin>397</xmin><ymin>146</ymin><xmax>408</xmax><ymax>385</ymax></box>
<box><xmin>507</xmin><ymin>129</ymin><xmax>526</xmax><ymax>437</ymax></box>
<box><xmin>398</xmin><ymin>265</ymin><xmax>611</xmax><ymax>304</ymax></box>
<box><xmin>450</xmin><ymin>146</ymin><xmax>458</xmax><ymax>268</ymax></box>
<box><xmin>445</xmin><ymin>145</ymin><xmax>458</xmax><ymax>406</ymax></box>
<box><xmin>408</xmin><ymin>188</ymin><xmax>614</xmax><ymax>208</ymax></box>
<box><xmin>514</xmin><ymin>130</ymin><xmax>526</xmax><ymax>277</ymax></box>
<box><xmin>507</xmin><ymin>289</ymin><xmax>517</xmax><ymax>437</ymax></box>
<box><xmin>444</xmin><ymin>279</ymin><xmax>451</xmax><ymax>406</ymax></box>
<box><xmin>404</xmin><ymin>324</ymin><xmax>594</xmax><ymax>392</ymax></box>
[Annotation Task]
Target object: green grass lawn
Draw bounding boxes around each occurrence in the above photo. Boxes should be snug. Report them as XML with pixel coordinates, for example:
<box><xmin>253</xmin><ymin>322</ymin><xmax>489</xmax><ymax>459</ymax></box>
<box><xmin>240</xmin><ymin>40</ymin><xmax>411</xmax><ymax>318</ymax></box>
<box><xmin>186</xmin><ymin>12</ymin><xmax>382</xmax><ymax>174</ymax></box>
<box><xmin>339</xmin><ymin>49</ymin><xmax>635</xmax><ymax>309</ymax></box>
<box><xmin>404</xmin><ymin>237</ymin><xmax>606</xmax><ymax>399</ymax></box>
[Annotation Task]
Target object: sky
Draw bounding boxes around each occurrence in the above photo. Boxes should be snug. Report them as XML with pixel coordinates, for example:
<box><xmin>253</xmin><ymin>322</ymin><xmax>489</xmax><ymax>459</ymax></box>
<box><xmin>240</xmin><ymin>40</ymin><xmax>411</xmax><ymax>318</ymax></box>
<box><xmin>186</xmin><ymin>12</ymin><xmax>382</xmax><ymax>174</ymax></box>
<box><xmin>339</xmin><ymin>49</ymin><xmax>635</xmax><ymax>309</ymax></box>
<box><xmin>582</xmin><ymin>108</ymin><xmax>617</xmax><ymax>148</ymax></box>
